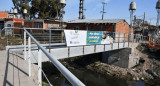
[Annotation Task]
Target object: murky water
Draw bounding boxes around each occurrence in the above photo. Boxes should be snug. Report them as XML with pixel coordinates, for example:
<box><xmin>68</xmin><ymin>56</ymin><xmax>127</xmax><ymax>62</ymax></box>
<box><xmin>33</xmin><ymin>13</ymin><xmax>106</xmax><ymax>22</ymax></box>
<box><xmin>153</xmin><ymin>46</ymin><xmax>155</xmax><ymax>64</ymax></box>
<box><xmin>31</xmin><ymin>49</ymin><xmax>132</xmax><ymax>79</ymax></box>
<box><xmin>43</xmin><ymin>67</ymin><xmax>145</xmax><ymax>86</ymax></box>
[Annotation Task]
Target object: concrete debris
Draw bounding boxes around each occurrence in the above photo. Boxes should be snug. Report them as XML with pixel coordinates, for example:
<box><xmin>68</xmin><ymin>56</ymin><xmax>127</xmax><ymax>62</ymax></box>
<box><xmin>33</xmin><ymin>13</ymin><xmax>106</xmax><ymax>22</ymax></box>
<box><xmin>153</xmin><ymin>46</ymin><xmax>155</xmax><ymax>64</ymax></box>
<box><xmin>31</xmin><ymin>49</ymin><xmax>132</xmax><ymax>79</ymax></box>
<box><xmin>146</xmin><ymin>69</ymin><xmax>159</xmax><ymax>77</ymax></box>
<box><xmin>86</xmin><ymin>43</ymin><xmax>160</xmax><ymax>80</ymax></box>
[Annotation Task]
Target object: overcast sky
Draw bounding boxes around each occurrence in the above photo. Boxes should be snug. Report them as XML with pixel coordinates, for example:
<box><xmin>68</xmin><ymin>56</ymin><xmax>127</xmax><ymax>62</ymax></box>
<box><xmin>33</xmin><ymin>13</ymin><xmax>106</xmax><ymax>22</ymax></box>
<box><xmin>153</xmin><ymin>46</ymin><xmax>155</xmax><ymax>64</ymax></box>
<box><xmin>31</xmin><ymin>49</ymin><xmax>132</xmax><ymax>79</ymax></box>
<box><xmin>0</xmin><ymin>0</ymin><xmax>158</xmax><ymax>25</ymax></box>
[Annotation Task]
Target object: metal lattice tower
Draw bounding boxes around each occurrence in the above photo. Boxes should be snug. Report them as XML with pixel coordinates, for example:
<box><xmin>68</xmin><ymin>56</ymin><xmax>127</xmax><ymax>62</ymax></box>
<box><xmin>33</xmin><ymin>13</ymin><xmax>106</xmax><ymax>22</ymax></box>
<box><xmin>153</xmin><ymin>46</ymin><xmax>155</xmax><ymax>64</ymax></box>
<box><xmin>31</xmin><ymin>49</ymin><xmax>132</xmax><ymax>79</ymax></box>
<box><xmin>79</xmin><ymin>0</ymin><xmax>85</xmax><ymax>19</ymax></box>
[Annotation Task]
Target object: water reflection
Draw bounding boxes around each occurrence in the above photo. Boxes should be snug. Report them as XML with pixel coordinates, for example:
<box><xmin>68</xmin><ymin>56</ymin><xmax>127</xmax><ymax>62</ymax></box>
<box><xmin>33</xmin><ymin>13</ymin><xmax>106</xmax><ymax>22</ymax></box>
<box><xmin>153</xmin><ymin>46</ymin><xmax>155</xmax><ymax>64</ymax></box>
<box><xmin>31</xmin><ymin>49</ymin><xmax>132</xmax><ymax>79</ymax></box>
<box><xmin>70</xmin><ymin>68</ymin><xmax>127</xmax><ymax>86</ymax></box>
<box><xmin>44</xmin><ymin>68</ymin><xmax>145</xmax><ymax>86</ymax></box>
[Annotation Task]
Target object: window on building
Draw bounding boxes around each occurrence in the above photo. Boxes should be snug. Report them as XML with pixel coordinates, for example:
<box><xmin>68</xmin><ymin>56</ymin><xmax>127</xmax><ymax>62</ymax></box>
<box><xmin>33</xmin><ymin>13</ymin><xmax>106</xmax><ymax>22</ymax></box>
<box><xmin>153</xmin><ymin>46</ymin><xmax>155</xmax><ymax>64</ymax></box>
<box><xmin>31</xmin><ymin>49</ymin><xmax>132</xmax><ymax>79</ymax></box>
<box><xmin>36</xmin><ymin>23</ymin><xmax>40</xmax><ymax>28</ymax></box>
<box><xmin>7</xmin><ymin>24</ymin><xmax>11</xmax><ymax>27</ymax></box>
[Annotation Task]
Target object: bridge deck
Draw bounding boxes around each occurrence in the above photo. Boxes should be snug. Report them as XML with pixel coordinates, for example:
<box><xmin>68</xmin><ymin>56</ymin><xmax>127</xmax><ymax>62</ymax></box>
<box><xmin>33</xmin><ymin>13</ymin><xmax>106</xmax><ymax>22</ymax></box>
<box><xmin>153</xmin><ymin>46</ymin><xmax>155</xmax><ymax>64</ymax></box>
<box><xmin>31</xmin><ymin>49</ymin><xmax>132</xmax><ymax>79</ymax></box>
<box><xmin>6</xmin><ymin>42</ymin><xmax>129</xmax><ymax>63</ymax></box>
<box><xmin>0</xmin><ymin>50</ymin><xmax>36</xmax><ymax>86</ymax></box>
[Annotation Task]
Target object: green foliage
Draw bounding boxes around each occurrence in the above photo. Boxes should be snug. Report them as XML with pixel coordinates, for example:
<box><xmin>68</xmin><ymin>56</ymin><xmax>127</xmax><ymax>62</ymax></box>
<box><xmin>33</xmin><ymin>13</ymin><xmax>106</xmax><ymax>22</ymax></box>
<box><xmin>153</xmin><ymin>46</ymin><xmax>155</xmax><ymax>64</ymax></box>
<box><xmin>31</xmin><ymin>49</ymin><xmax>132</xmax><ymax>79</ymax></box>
<box><xmin>12</xmin><ymin>0</ymin><xmax>59</xmax><ymax>19</ymax></box>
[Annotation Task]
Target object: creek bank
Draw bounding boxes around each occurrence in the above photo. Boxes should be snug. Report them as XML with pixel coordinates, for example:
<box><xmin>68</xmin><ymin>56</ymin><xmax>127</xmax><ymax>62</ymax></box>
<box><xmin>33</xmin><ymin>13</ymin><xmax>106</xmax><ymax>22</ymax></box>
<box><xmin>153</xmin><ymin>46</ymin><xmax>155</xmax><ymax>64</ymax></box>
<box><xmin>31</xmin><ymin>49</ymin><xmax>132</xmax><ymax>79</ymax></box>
<box><xmin>59</xmin><ymin>43</ymin><xmax>160</xmax><ymax>85</ymax></box>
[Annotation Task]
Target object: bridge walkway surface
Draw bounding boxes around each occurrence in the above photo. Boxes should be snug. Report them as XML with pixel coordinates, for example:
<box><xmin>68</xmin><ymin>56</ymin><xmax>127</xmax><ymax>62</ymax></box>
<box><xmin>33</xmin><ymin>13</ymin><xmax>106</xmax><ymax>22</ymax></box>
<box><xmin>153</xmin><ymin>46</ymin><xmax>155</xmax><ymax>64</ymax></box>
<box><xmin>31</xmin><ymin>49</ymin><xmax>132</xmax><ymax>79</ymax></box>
<box><xmin>0</xmin><ymin>50</ymin><xmax>36</xmax><ymax>86</ymax></box>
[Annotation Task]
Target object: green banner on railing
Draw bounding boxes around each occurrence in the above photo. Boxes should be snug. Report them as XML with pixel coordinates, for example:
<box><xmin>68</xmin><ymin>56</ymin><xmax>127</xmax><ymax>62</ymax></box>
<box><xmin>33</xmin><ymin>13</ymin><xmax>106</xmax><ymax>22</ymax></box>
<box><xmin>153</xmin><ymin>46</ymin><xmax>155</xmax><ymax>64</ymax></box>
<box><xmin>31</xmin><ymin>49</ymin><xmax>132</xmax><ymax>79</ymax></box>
<box><xmin>87</xmin><ymin>31</ymin><xmax>102</xmax><ymax>45</ymax></box>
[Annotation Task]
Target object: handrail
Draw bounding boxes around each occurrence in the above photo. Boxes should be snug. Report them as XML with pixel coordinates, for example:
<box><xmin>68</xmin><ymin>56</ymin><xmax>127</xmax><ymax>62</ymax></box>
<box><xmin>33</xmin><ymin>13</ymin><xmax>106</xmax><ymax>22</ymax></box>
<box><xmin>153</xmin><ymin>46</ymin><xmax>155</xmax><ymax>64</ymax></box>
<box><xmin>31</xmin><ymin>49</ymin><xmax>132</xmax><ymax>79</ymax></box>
<box><xmin>24</xmin><ymin>28</ymin><xmax>85</xmax><ymax>86</ymax></box>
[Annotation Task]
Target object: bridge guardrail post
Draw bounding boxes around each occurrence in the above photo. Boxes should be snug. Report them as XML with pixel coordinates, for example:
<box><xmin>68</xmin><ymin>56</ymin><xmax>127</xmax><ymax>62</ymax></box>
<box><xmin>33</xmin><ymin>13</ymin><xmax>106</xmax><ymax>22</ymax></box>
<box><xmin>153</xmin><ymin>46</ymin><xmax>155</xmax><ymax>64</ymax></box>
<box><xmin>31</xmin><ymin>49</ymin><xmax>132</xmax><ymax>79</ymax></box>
<box><xmin>94</xmin><ymin>45</ymin><xmax>96</xmax><ymax>53</ymax></box>
<box><xmin>123</xmin><ymin>33</ymin><xmax>125</xmax><ymax>47</ymax></box>
<box><xmin>141</xmin><ymin>35</ymin><xmax>142</xmax><ymax>43</ymax></box>
<box><xmin>6</xmin><ymin>28</ymin><xmax>8</xmax><ymax>46</ymax></box>
<box><xmin>28</xmin><ymin>37</ymin><xmax>31</xmax><ymax>77</ymax></box>
<box><xmin>83</xmin><ymin>45</ymin><xmax>84</xmax><ymax>55</ymax></box>
<box><xmin>24</xmin><ymin>31</ymin><xmax>26</xmax><ymax>60</ymax></box>
<box><xmin>128</xmin><ymin>33</ymin><xmax>129</xmax><ymax>47</ymax></box>
<box><xmin>132</xmin><ymin>34</ymin><xmax>134</xmax><ymax>43</ymax></box>
<box><xmin>118</xmin><ymin>32</ymin><xmax>120</xmax><ymax>49</ymax></box>
<box><xmin>68</xmin><ymin>47</ymin><xmax>70</xmax><ymax>57</ymax></box>
<box><xmin>38</xmin><ymin>49</ymin><xmax>42</xmax><ymax>86</ymax></box>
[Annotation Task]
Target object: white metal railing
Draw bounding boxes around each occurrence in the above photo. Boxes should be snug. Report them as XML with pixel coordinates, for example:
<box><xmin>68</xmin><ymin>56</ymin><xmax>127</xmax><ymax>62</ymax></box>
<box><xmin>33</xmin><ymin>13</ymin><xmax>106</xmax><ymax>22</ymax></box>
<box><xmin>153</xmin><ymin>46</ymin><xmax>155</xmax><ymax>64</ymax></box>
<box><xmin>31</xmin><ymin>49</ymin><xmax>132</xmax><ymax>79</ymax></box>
<box><xmin>1</xmin><ymin>27</ymin><xmax>149</xmax><ymax>47</ymax></box>
<box><xmin>23</xmin><ymin>28</ymin><xmax>85</xmax><ymax>86</ymax></box>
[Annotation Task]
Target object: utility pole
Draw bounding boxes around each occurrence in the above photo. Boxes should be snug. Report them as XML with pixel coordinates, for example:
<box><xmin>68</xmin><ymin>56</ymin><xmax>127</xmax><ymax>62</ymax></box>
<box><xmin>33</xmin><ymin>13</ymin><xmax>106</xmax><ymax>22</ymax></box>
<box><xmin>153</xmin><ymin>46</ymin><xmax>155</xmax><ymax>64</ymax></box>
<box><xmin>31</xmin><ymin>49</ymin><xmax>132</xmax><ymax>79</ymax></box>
<box><xmin>101</xmin><ymin>2</ymin><xmax>106</xmax><ymax>20</ymax></box>
<box><xmin>143</xmin><ymin>12</ymin><xmax>145</xmax><ymax>35</ymax></box>
<box><xmin>79</xmin><ymin>0</ymin><xmax>85</xmax><ymax>19</ymax></box>
<box><xmin>100</xmin><ymin>2</ymin><xmax>107</xmax><ymax>30</ymax></box>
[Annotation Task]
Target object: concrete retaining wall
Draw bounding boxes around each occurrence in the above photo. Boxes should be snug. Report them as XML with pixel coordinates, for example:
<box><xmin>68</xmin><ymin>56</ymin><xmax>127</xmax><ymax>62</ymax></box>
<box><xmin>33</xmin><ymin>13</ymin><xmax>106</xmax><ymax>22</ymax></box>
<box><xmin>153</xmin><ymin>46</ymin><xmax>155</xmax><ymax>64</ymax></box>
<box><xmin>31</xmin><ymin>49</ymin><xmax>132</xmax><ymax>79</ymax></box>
<box><xmin>102</xmin><ymin>48</ymin><xmax>131</xmax><ymax>68</ymax></box>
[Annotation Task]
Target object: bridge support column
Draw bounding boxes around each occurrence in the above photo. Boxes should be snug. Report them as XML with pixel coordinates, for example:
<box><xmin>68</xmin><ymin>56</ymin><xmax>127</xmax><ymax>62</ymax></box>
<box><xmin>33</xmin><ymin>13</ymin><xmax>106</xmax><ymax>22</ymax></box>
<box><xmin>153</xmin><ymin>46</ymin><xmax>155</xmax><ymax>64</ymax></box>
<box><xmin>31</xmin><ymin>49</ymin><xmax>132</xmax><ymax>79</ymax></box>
<box><xmin>38</xmin><ymin>49</ymin><xmax>42</xmax><ymax>86</ymax></box>
<box><xmin>24</xmin><ymin>31</ymin><xmax>26</xmax><ymax>60</ymax></box>
<box><xmin>28</xmin><ymin>37</ymin><xmax>31</xmax><ymax>77</ymax></box>
<box><xmin>102</xmin><ymin>48</ymin><xmax>139</xmax><ymax>68</ymax></box>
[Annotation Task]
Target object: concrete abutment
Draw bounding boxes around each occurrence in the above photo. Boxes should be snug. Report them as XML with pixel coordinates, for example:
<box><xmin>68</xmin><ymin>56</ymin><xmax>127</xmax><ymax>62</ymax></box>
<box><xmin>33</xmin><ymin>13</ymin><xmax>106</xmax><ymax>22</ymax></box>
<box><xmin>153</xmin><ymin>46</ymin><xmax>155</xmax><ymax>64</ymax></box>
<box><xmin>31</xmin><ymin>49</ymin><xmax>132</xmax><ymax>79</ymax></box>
<box><xmin>102</xmin><ymin>43</ymin><xmax>140</xmax><ymax>68</ymax></box>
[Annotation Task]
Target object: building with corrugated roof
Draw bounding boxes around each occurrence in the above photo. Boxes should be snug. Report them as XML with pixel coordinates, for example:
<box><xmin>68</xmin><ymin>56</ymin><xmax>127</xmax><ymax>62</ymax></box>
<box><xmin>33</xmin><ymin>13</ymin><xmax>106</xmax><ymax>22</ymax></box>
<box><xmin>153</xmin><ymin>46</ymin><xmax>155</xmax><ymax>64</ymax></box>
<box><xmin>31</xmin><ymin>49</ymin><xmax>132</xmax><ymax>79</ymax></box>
<box><xmin>67</xmin><ymin>19</ymin><xmax>133</xmax><ymax>34</ymax></box>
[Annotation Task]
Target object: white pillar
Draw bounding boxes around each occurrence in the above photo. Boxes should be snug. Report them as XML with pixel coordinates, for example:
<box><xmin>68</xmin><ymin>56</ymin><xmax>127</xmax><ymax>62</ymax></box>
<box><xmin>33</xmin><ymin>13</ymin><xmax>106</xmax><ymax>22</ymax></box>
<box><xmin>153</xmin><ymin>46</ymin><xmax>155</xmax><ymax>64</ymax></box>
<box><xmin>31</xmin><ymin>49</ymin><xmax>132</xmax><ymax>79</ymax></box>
<box><xmin>38</xmin><ymin>49</ymin><xmax>42</xmax><ymax>86</ymax></box>
<box><xmin>24</xmin><ymin>31</ymin><xmax>26</xmax><ymax>60</ymax></box>
<box><xmin>28</xmin><ymin>37</ymin><xmax>31</xmax><ymax>77</ymax></box>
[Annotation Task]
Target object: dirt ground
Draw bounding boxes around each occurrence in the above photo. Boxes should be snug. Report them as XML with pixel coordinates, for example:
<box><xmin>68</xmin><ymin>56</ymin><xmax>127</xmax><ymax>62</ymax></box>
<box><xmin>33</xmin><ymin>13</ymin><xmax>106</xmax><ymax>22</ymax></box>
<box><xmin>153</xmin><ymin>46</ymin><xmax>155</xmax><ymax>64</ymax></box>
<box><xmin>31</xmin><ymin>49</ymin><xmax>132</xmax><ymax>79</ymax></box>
<box><xmin>0</xmin><ymin>35</ymin><xmax>24</xmax><ymax>50</ymax></box>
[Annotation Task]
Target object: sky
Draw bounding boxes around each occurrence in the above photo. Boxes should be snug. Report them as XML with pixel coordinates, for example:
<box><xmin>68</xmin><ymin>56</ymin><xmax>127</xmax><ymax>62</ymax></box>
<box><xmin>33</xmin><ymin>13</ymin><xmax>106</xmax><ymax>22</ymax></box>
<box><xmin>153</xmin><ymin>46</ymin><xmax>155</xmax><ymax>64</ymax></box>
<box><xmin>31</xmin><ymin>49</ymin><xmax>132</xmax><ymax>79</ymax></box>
<box><xmin>0</xmin><ymin>0</ymin><xmax>158</xmax><ymax>25</ymax></box>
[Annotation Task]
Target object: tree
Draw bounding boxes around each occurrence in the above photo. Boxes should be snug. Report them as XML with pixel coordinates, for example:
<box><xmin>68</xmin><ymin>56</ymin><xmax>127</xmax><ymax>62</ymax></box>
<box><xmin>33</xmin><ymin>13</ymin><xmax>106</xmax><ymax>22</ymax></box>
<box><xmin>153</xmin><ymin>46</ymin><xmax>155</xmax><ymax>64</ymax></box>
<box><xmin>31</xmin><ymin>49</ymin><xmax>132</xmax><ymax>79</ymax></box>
<box><xmin>30</xmin><ymin>0</ymin><xmax>59</xmax><ymax>19</ymax></box>
<box><xmin>12</xmin><ymin>0</ymin><xmax>59</xmax><ymax>19</ymax></box>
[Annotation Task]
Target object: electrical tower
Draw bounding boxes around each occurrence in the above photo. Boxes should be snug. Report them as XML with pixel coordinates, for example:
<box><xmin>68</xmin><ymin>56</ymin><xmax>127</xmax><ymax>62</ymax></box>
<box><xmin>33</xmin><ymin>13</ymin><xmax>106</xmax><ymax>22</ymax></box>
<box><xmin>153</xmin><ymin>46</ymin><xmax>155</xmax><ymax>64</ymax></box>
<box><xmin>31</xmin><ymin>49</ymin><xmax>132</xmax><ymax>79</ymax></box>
<box><xmin>101</xmin><ymin>2</ymin><xmax>106</xmax><ymax>20</ymax></box>
<box><xmin>79</xmin><ymin>0</ymin><xmax>85</xmax><ymax>19</ymax></box>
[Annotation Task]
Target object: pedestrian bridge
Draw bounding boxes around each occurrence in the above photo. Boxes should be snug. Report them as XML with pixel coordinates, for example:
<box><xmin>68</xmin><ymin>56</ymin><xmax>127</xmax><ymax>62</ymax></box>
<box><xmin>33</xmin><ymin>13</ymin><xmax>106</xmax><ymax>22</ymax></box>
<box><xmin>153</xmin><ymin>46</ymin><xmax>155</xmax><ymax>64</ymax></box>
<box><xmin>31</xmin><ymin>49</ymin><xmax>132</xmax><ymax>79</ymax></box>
<box><xmin>3</xmin><ymin>28</ymin><xmax>147</xmax><ymax>86</ymax></box>
<box><xmin>7</xmin><ymin>42</ymin><xmax>129</xmax><ymax>63</ymax></box>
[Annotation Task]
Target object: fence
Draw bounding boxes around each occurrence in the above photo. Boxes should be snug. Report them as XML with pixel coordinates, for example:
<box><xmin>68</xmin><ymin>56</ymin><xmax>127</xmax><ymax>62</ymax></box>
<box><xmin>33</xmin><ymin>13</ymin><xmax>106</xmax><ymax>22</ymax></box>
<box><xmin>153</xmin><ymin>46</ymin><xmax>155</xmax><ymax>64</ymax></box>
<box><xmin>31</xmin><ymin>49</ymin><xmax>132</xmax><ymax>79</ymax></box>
<box><xmin>0</xmin><ymin>27</ymin><xmax>65</xmax><ymax>46</ymax></box>
<box><xmin>0</xmin><ymin>27</ymin><xmax>149</xmax><ymax>46</ymax></box>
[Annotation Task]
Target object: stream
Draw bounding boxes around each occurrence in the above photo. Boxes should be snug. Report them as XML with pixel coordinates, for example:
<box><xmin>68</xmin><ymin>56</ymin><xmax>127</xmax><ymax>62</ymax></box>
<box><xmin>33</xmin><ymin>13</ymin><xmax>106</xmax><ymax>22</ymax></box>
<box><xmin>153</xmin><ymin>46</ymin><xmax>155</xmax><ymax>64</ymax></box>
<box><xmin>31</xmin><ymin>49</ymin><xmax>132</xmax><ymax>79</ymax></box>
<box><xmin>42</xmin><ymin>64</ymin><xmax>145</xmax><ymax>86</ymax></box>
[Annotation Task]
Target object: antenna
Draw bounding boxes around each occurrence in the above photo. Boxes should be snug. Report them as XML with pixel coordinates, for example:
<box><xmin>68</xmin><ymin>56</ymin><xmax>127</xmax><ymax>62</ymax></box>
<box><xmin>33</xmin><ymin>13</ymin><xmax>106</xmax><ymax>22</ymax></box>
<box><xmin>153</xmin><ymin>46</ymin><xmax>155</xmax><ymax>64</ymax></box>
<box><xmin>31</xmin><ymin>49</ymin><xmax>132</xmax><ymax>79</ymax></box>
<box><xmin>101</xmin><ymin>2</ymin><xmax>107</xmax><ymax>20</ymax></box>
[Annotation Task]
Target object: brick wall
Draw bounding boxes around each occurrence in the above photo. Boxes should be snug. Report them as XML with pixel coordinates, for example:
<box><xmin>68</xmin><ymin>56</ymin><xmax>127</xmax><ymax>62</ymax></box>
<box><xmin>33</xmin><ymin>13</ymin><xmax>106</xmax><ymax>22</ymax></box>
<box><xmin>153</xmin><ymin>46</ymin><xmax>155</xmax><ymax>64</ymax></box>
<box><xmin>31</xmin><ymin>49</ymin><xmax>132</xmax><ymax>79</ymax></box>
<box><xmin>13</xmin><ymin>22</ymin><xmax>23</xmax><ymax>34</ymax></box>
<box><xmin>115</xmin><ymin>21</ymin><xmax>133</xmax><ymax>42</ymax></box>
<box><xmin>12</xmin><ymin>19</ymin><xmax>24</xmax><ymax>34</ymax></box>
<box><xmin>67</xmin><ymin>21</ymin><xmax>132</xmax><ymax>35</ymax></box>
<box><xmin>24</xmin><ymin>22</ymin><xmax>43</xmax><ymax>28</ymax></box>
<box><xmin>116</xmin><ymin>21</ymin><xmax>133</xmax><ymax>34</ymax></box>
<box><xmin>67</xmin><ymin>23</ymin><xmax>114</xmax><ymax>32</ymax></box>
<box><xmin>24</xmin><ymin>22</ymin><xmax>44</xmax><ymax>33</ymax></box>
<box><xmin>0</xmin><ymin>12</ymin><xmax>8</xmax><ymax>19</ymax></box>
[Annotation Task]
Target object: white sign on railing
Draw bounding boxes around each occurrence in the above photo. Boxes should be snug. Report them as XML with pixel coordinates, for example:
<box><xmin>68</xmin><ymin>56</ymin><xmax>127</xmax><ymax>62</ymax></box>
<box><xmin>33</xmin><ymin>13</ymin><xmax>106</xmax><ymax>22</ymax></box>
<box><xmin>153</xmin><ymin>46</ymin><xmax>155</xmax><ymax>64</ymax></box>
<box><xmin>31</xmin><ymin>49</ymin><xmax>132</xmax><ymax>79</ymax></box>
<box><xmin>64</xmin><ymin>30</ymin><xmax>87</xmax><ymax>46</ymax></box>
<box><xmin>64</xmin><ymin>30</ymin><xmax>113</xmax><ymax>46</ymax></box>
